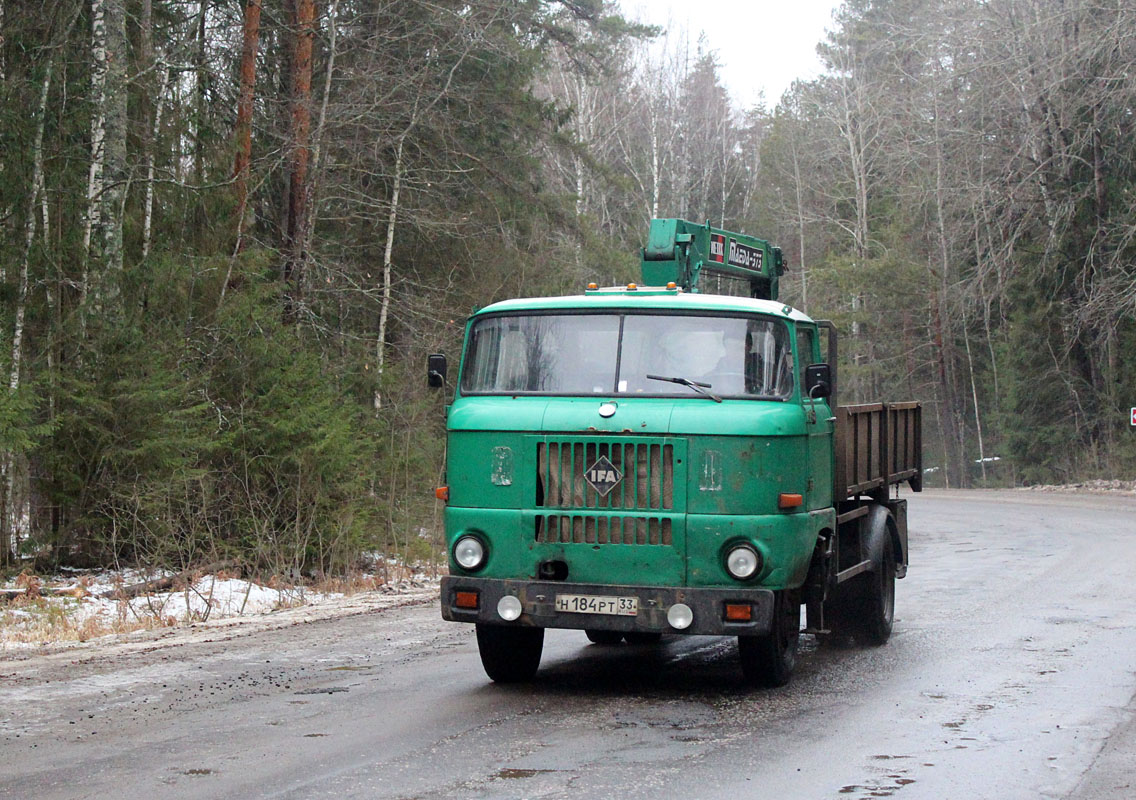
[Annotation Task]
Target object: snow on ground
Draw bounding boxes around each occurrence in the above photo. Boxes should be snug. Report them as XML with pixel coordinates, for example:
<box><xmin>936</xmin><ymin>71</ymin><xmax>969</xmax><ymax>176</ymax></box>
<box><xmin>1017</xmin><ymin>478</ymin><xmax>1136</xmax><ymax>495</ymax></box>
<box><xmin>1</xmin><ymin>562</ymin><xmax>441</xmax><ymax>650</ymax></box>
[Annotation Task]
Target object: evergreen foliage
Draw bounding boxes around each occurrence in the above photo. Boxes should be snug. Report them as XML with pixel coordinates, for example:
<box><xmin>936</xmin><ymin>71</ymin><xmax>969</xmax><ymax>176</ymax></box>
<box><xmin>0</xmin><ymin>0</ymin><xmax>1132</xmax><ymax>570</ymax></box>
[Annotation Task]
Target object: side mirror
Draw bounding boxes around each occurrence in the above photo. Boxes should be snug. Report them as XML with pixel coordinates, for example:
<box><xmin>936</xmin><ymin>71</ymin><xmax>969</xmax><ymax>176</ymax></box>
<box><xmin>804</xmin><ymin>363</ymin><xmax>831</xmax><ymax>399</ymax></box>
<box><xmin>773</xmin><ymin>246</ymin><xmax>786</xmax><ymax>276</ymax></box>
<box><xmin>427</xmin><ymin>353</ymin><xmax>447</xmax><ymax>388</ymax></box>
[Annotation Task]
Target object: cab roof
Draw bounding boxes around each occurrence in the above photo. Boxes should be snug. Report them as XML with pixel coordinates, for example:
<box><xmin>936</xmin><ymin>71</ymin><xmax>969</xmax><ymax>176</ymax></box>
<box><xmin>472</xmin><ymin>288</ymin><xmax>816</xmax><ymax>324</ymax></box>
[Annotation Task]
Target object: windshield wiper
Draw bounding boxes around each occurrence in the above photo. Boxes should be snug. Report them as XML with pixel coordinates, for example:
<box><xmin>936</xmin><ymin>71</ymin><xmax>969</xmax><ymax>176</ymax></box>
<box><xmin>646</xmin><ymin>374</ymin><xmax>722</xmax><ymax>403</ymax></box>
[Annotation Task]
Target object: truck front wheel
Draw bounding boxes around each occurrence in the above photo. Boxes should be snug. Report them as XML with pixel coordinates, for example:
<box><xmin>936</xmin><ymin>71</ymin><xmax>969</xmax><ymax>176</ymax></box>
<box><xmin>476</xmin><ymin>624</ymin><xmax>544</xmax><ymax>683</ymax></box>
<box><xmin>738</xmin><ymin>589</ymin><xmax>800</xmax><ymax>687</ymax></box>
<box><xmin>585</xmin><ymin>629</ymin><xmax>623</xmax><ymax>645</ymax></box>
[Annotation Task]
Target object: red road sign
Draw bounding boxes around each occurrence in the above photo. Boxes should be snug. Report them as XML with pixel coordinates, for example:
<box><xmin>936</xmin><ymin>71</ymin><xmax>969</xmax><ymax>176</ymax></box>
<box><xmin>1132</xmin><ymin>407</ymin><xmax>1136</xmax><ymax>426</ymax></box>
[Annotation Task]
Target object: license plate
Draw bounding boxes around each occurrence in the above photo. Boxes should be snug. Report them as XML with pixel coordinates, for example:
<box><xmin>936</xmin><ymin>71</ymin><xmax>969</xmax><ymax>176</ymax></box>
<box><xmin>555</xmin><ymin>594</ymin><xmax>638</xmax><ymax>616</ymax></box>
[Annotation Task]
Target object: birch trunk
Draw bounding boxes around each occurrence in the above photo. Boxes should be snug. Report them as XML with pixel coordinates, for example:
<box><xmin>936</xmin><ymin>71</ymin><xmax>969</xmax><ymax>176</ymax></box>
<box><xmin>790</xmin><ymin>133</ymin><xmax>807</xmax><ymax>314</ymax></box>
<box><xmin>306</xmin><ymin>0</ymin><xmax>339</xmax><ymax>237</ymax></box>
<box><xmin>963</xmin><ymin>325</ymin><xmax>987</xmax><ymax>482</ymax></box>
<box><xmin>0</xmin><ymin>54</ymin><xmax>53</xmax><ymax>565</ymax></box>
<box><xmin>82</xmin><ymin>0</ymin><xmax>109</xmax><ymax>301</ymax></box>
<box><xmin>650</xmin><ymin>123</ymin><xmax>659</xmax><ymax>220</ymax></box>
<box><xmin>11</xmin><ymin>58</ymin><xmax>54</xmax><ymax>390</ymax></box>
<box><xmin>142</xmin><ymin>64</ymin><xmax>171</xmax><ymax>260</ymax></box>
<box><xmin>374</xmin><ymin>135</ymin><xmax>404</xmax><ymax>413</ymax></box>
<box><xmin>97</xmin><ymin>0</ymin><xmax>127</xmax><ymax>300</ymax></box>
<box><xmin>194</xmin><ymin>1</ymin><xmax>207</xmax><ymax>184</ymax></box>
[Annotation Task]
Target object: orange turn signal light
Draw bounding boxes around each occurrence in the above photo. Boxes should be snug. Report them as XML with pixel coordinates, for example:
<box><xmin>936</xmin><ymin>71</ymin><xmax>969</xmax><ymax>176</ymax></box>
<box><xmin>454</xmin><ymin>591</ymin><xmax>479</xmax><ymax>610</ymax></box>
<box><xmin>724</xmin><ymin>603</ymin><xmax>752</xmax><ymax>622</ymax></box>
<box><xmin>778</xmin><ymin>492</ymin><xmax>803</xmax><ymax>509</ymax></box>
<box><xmin>435</xmin><ymin>486</ymin><xmax>449</xmax><ymax>502</ymax></box>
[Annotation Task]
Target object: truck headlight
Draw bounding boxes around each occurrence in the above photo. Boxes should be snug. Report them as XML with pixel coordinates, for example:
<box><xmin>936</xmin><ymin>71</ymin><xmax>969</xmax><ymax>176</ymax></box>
<box><xmin>725</xmin><ymin>544</ymin><xmax>761</xmax><ymax>580</ymax></box>
<box><xmin>453</xmin><ymin>535</ymin><xmax>487</xmax><ymax>571</ymax></box>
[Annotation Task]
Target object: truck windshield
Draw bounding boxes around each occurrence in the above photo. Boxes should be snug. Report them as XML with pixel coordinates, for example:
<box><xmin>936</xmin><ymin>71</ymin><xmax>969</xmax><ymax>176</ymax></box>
<box><xmin>460</xmin><ymin>313</ymin><xmax>794</xmax><ymax>399</ymax></box>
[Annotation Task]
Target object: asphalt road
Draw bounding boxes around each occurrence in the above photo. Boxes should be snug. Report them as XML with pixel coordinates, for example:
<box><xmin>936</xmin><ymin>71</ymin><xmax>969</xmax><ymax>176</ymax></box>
<box><xmin>2</xmin><ymin>490</ymin><xmax>1134</xmax><ymax>800</ymax></box>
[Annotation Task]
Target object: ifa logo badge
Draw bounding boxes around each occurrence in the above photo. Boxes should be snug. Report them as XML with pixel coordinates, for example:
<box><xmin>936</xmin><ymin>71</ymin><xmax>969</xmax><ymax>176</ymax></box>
<box><xmin>584</xmin><ymin>455</ymin><xmax>623</xmax><ymax>496</ymax></box>
<box><xmin>709</xmin><ymin>233</ymin><xmax>726</xmax><ymax>264</ymax></box>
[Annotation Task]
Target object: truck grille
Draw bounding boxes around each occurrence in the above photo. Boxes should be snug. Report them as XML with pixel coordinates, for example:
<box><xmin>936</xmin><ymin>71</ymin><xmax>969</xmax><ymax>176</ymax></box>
<box><xmin>536</xmin><ymin>440</ymin><xmax>674</xmax><ymax>511</ymax></box>
<box><xmin>536</xmin><ymin>514</ymin><xmax>673</xmax><ymax>545</ymax></box>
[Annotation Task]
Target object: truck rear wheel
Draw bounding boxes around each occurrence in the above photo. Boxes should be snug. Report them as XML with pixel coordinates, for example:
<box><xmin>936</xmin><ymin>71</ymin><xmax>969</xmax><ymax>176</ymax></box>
<box><xmin>852</xmin><ymin>534</ymin><xmax>895</xmax><ymax>646</ymax></box>
<box><xmin>476</xmin><ymin>624</ymin><xmax>543</xmax><ymax>683</ymax></box>
<box><xmin>738</xmin><ymin>589</ymin><xmax>800</xmax><ymax>687</ymax></box>
<box><xmin>585</xmin><ymin>629</ymin><xmax>623</xmax><ymax>645</ymax></box>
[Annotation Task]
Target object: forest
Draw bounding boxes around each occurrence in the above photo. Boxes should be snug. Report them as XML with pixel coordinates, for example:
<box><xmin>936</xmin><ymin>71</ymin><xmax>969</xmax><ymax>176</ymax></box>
<box><xmin>0</xmin><ymin>0</ymin><xmax>1132</xmax><ymax>573</ymax></box>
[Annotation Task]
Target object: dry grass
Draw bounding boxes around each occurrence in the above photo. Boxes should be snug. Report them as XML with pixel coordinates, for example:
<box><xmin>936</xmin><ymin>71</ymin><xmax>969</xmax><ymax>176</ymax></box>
<box><xmin>1</xmin><ymin>559</ymin><xmax>441</xmax><ymax>647</ymax></box>
<box><xmin>0</xmin><ymin>595</ymin><xmax>172</xmax><ymax>645</ymax></box>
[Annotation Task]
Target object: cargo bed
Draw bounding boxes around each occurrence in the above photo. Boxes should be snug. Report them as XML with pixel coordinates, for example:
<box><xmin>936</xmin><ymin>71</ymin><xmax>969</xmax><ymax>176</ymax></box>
<box><xmin>834</xmin><ymin>402</ymin><xmax>922</xmax><ymax>501</ymax></box>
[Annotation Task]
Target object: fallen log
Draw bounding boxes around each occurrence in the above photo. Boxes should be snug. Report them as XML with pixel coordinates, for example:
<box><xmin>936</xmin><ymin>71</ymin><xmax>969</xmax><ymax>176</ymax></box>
<box><xmin>98</xmin><ymin>561</ymin><xmax>235</xmax><ymax>600</ymax></box>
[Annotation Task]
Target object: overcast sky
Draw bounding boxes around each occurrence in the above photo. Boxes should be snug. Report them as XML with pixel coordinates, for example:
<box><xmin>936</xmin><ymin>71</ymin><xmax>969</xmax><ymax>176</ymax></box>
<box><xmin>620</xmin><ymin>1</ymin><xmax>842</xmax><ymax>108</ymax></box>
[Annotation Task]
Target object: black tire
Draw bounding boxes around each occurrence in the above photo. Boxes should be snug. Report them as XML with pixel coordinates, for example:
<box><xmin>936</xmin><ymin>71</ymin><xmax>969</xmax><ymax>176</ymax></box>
<box><xmin>475</xmin><ymin>624</ymin><xmax>544</xmax><ymax>683</ymax></box>
<box><xmin>852</xmin><ymin>534</ymin><xmax>895</xmax><ymax>646</ymax></box>
<box><xmin>739</xmin><ymin>589</ymin><xmax>800</xmax><ymax>687</ymax></box>
<box><xmin>623</xmin><ymin>631</ymin><xmax>663</xmax><ymax>645</ymax></box>
<box><xmin>585</xmin><ymin>629</ymin><xmax>623</xmax><ymax>645</ymax></box>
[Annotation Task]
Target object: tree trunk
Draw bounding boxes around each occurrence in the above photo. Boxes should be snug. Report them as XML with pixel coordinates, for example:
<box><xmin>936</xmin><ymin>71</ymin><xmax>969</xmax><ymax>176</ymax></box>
<box><xmin>374</xmin><ymin>135</ymin><xmax>404</xmax><ymax>413</ymax></box>
<box><xmin>194</xmin><ymin>0</ymin><xmax>207</xmax><ymax>184</ymax></box>
<box><xmin>82</xmin><ymin>0</ymin><xmax>109</xmax><ymax>305</ymax></box>
<box><xmin>142</xmin><ymin>64</ymin><xmax>171</xmax><ymax>261</ymax></box>
<box><xmin>232</xmin><ymin>0</ymin><xmax>262</xmax><ymax>255</ymax></box>
<box><xmin>963</xmin><ymin>324</ymin><xmax>987</xmax><ymax>482</ymax></box>
<box><xmin>281</xmin><ymin>0</ymin><xmax>314</xmax><ymax>314</ymax></box>
<box><xmin>82</xmin><ymin>0</ymin><xmax>127</xmax><ymax>313</ymax></box>
<box><xmin>2</xmin><ymin>52</ymin><xmax>55</xmax><ymax>565</ymax></box>
<box><xmin>305</xmin><ymin>0</ymin><xmax>339</xmax><ymax>242</ymax></box>
<box><xmin>790</xmin><ymin>133</ymin><xmax>807</xmax><ymax>314</ymax></box>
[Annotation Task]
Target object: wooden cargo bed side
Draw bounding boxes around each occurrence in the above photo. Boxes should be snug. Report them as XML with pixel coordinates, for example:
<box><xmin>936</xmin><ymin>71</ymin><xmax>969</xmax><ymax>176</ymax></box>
<box><xmin>834</xmin><ymin>402</ymin><xmax>922</xmax><ymax>501</ymax></box>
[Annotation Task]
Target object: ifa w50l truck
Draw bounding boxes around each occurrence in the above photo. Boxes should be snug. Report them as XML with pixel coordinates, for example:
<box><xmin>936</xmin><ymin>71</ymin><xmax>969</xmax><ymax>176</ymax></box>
<box><xmin>429</xmin><ymin>219</ymin><xmax>922</xmax><ymax>686</ymax></box>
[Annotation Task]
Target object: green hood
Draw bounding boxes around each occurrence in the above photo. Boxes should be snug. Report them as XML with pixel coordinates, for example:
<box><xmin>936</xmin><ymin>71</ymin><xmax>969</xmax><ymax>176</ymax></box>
<box><xmin>448</xmin><ymin>396</ymin><xmax>807</xmax><ymax>437</ymax></box>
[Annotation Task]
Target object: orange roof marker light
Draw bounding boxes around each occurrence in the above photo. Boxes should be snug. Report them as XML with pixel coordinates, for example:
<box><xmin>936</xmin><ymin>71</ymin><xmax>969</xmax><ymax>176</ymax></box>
<box><xmin>586</xmin><ymin>282</ymin><xmax>598</xmax><ymax>290</ymax></box>
<box><xmin>626</xmin><ymin>283</ymin><xmax>638</xmax><ymax>290</ymax></box>
<box><xmin>666</xmin><ymin>282</ymin><xmax>677</xmax><ymax>290</ymax></box>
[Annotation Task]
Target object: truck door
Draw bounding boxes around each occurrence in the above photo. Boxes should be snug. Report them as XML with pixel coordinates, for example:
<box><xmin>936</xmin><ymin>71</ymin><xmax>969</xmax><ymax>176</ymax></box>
<box><xmin>797</xmin><ymin>325</ymin><xmax>834</xmax><ymax>510</ymax></box>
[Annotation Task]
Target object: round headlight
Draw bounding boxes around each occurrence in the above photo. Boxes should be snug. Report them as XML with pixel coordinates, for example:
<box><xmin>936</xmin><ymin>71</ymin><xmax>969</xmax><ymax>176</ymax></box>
<box><xmin>454</xmin><ymin>535</ymin><xmax>486</xmax><ymax>571</ymax></box>
<box><xmin>726</xmin><ymin>545</ymin><xmax>761</xmax><ymax>580</ymax></box>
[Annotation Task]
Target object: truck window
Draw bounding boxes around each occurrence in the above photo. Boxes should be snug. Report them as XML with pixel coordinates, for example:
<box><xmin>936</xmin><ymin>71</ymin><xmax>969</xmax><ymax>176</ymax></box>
<box><xmin>462</xmin><ymin>314</ymin><xmax>621</xmax><ymax>394</ymax></box>
<box><xmin>462</xmin><ymin>312</ymin><xmax>792</xmax><ymax>399</ymax></box>
<box><xmin>796</xmin><ymin>325</ymin><xmax>817</xmax><ymax>389</ymax></box>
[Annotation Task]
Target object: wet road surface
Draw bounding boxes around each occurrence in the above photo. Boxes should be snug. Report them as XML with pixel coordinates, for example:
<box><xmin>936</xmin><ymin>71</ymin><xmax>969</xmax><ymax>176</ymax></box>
<box><xmin>2</xmin><ymin>490</ymin><xmax>1135</xmax><ymax>799</ymax></box>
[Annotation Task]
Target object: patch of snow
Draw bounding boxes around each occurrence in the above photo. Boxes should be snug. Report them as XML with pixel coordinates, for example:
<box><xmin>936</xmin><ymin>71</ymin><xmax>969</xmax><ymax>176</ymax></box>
<box><xmin>1</xmin><ymin>564</ymin><xmax>441</xmax><ymax>650</ymax></box>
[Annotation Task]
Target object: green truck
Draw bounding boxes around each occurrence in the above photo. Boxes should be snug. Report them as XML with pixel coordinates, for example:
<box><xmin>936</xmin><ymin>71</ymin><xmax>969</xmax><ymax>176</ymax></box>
<box><xmin>430</xmin><ymin>219</ymin><xmax>922</xmax><ymax>686</ymax></box>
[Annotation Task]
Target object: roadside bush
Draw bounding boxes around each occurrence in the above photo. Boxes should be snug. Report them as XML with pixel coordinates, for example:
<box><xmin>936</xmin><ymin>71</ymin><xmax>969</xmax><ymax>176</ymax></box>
<box><xmin>36</xmin><ymin>256</ymin><xmax>384</xmax><ymax>574</ymax></box>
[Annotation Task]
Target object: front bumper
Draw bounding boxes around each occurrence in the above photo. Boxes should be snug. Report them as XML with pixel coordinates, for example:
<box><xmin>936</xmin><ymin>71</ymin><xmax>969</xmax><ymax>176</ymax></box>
<box><xmin>440</xmin><ymin>576</ymin><xmax>774</xmax><ymax>636</ymax></box>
